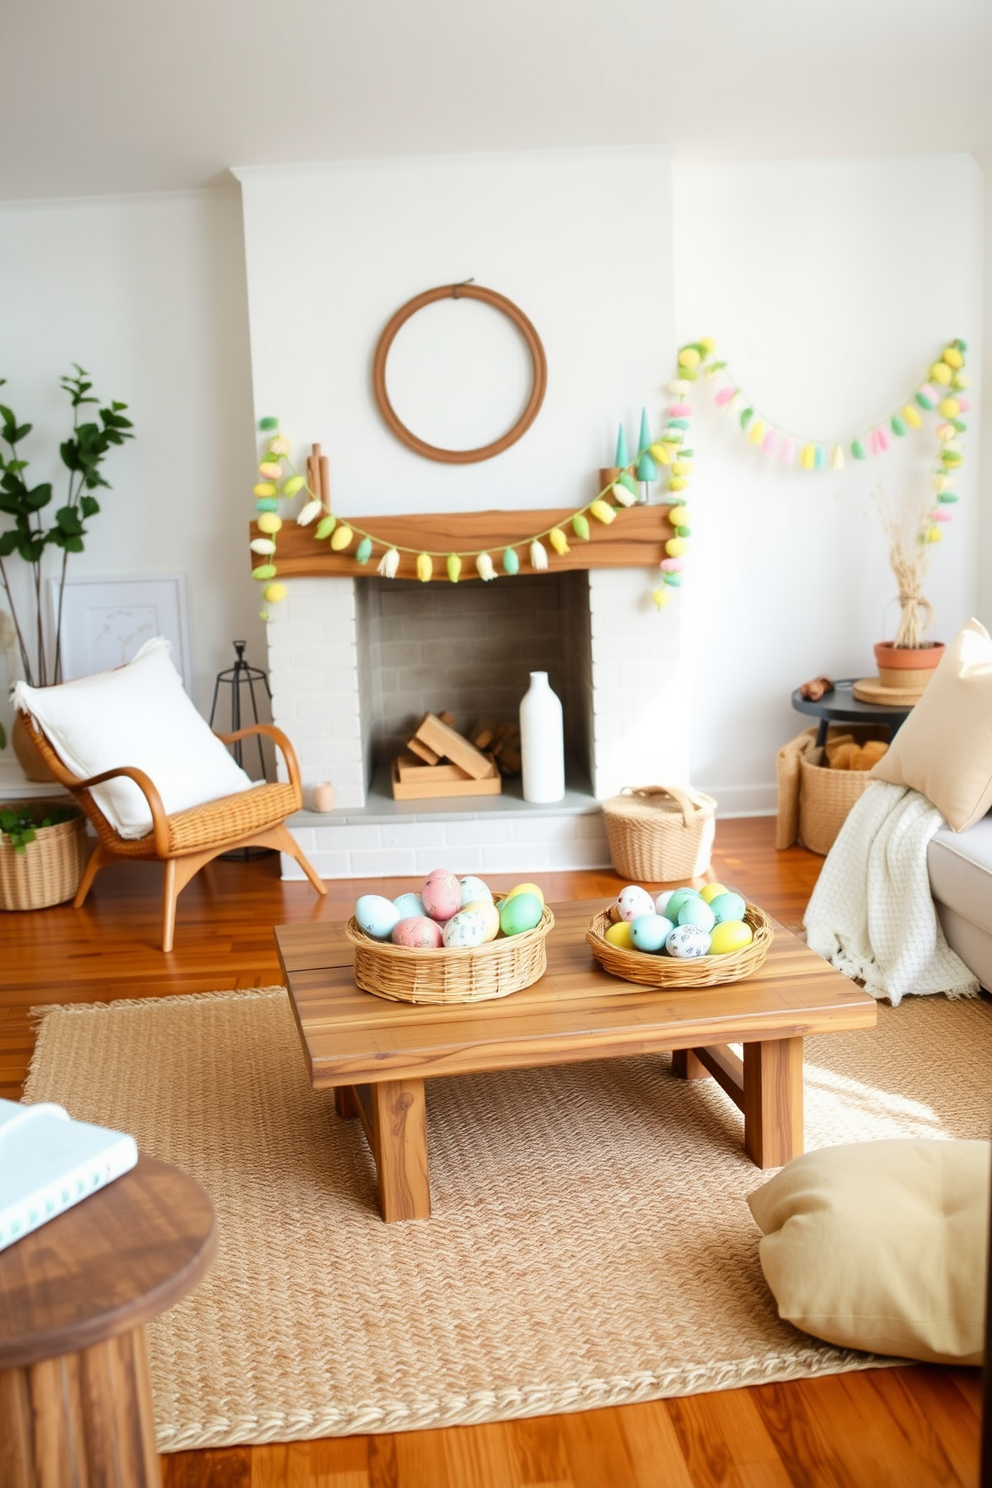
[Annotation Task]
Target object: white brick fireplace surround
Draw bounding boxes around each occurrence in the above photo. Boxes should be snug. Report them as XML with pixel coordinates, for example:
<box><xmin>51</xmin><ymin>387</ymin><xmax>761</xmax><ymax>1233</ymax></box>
<box><xmin>269</xmin><ymin>568</ymin><xmax>686</xmax><ymax>881</ymax></box>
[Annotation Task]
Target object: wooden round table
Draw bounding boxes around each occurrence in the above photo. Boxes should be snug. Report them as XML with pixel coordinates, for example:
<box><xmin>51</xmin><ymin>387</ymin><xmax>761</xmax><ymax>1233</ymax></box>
<box><xmin>0</xmin><ymin>1154</ymin><xmax>216</xmax><ymax>1488</ymax></box>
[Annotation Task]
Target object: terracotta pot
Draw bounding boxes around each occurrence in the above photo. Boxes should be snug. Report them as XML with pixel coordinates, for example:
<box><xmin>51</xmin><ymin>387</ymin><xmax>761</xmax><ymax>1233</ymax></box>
<box><xmin>10</xmin><ymin>714</ymin><xmax>57</xmax><ymax>783</ymax></box>
<box><xmin>873</xmin><ymin>641</ymin><xmax>945</xmax><ymax>692</ymax></box>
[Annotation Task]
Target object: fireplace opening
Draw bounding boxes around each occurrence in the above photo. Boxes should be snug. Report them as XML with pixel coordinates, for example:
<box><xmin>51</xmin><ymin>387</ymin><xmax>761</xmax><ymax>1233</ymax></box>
<box><xmin>355</xmin><ymin>571</ymin><xmax>593</xmax><ymax>792</ymax></box>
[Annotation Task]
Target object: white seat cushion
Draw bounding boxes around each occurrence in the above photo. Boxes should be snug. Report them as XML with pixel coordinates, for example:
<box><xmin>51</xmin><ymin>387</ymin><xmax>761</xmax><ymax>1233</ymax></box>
<box><xmin>14</xmin><ymin>638</ymin><xmax>256</xmax><ymax>839</ymax></box>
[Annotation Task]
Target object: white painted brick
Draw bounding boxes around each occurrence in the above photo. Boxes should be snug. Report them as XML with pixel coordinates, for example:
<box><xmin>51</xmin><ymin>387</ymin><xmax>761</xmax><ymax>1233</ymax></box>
<box><xmin>380</xmin><ymin>822</ymin><xmax>447</xmax><ymax>850</ymax></box>
<box><xmin>479</xmin><ymin>842</ymin><xmax>551</xmax><ymax>873</ymax></box>
<box><xmin>351</xmin><ymin>847</ymin><xmax>419</xmax><ymax>876</ymax></box>
<box><xmin>442</xmin><ymin>818</ymin><xmax>517</xmax><ymax>847</ymax></box>
<box><xmin>430</xmin><ymin>841</ymin><xmax>484</xmax><ymax>873</ymax></box>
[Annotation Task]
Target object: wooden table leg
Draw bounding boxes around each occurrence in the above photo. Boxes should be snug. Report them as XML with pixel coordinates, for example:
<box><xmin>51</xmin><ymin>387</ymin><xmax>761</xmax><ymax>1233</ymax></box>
<box><xmin>335</xmin><ymin>1085</ymin><xmax>360</xmax><ymax>1118</ymax></box>
<box><xmin>671</xmin><ymin>1048</ymin><xmax>709</xmax><ymax>1080</ymax></box>
<box><xmin>743</xmin><ymin>1036</ymin><xmax>804</xmax><ymax>1168</ymax></box>
<box><xmin>354</xmin><ymin>1079</ymin><xmax>431</xmax><ymax>1222</ymax></box>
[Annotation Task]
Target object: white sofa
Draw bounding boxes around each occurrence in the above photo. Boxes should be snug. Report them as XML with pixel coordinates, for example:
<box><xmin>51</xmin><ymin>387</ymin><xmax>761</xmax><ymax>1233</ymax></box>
<box><xmin>928</xmin><ymin>815</ymin><xmax>992</xmax><ymax>992</ymax></box>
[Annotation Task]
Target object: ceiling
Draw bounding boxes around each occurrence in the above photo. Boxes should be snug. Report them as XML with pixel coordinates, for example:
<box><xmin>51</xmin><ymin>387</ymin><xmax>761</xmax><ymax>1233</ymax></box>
<box><xmin>4</xmin><ymin>0</ymin><xmax>991</xmax><ymax>202</ymax></box>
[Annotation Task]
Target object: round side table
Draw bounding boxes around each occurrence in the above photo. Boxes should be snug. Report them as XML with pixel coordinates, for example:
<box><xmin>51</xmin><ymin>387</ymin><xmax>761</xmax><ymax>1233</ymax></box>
<box><xmin>0</xmin><ymin>1154</ymin><xmax>216</xmax><ymax>1488</ymax></box>
<box><xmin>791</xmin><ymin>678</ymin><xmax>914</xmax><ymax>749</ymax></box>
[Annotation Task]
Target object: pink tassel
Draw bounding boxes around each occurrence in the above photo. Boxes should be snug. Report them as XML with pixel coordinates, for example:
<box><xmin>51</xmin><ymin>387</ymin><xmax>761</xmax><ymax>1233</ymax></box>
<box><xmin>870</xmin><ymin>428</ymin><xmax>883</xmax><ymax>455</ymax></box>
<box><xmin>660</xmin><ymin>557</ymin><xmax>684</xmax><ymax>572</ymax></box>
<box><xmin>714</xmin><ymin>386</ymin><xmax>736</xmax><ymax>408</ymax></box>
<box><xmin>931</xmin><ymin>509</ymin><xmax>953</xmax><ymax>522</ymax></box>
<box><xmin>919</xmin><ymin>384</ymin><xmax>938</xmax><ymax>401</ymax></box>
<box><xmin>778</xmin><ymin>437</ymin><xmax>795</xmax><ymax>464</ymax></box>
<box><xmin>877</xmin><ymin>427</ymin><xmax>890</xmax><ymax>452</ymax></box>
<box><xmin>958</xmin><ymin>397</ymin><xmax>971</xmax><ymax>412</ymax></box>
<box><xmin>667</xmin><ymin>403</ymin><xmax>692</xmax><ymax>418</ymax></box>
<box><xmin>761</xmin><ymin>429</ymin><xmax>777</xmax><ymax>456</ymax></box>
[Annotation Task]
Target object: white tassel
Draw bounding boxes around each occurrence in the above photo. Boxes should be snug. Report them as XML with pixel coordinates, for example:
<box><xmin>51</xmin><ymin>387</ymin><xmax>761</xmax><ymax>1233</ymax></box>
<box><xmin>377</xmin><ymin>548</ymin><xmax>400</xmax><ymax>578</ymax></box>
<box><xmin>249</xmin><ymin>538</ymin><xmax>277</xmax><ymax>555</ymax></box>
<box><xmin>529</xmin><ymin>540</ymin><xmax>549</xmax><ymax>571</ymax></box>
<box><xmin>476</xmin><ymin>553</ymin><xmax>496</xmax><ymax>581</ymax></box>
<box><xmin>296</xmin><ymin>499</ymin><xmax>322</xmax><ymax>527</ymax></box>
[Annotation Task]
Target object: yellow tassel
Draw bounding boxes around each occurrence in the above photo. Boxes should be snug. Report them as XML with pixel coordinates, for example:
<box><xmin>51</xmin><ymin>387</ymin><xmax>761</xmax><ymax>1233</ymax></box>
<box><xmin>937</xmin><ymin>423</ymin><xmax>956</xmax><ymax>441</ymax></box>
<box><xmin>256</xmin><ymin>512</ymin><xmax>282</xmax><ymax>535</ymax></box>
<box><xmin>446</xmin><ymin>554</ymin><xmax>462</xmax><ymax>583</ymax></box>
<box><xmin>253</xmin><ymin>482</ymin><xmax>277</xmax><ymax>499</ymax></box>
<box><xmin>830</xmin><ymin>444</ymin><xmax>845</xmax><ymax>471</ymax></box>
<box><xmin>667</xmin><ymin>478</ymin><xmax>687</xmax><ymax>492</ymax></box>
<box><xmin>902</xmin><ymin>403</ymin><xmax>922</xmax><ymax>429</ymax></box>
<box><xmin>589</xmin><ymin>499</ymin><xmax>616</xmax><ymax>524</ymax></box>
<box><xmin>416</xmin><ymin>552</ymin><xmax>433</xmax><ymax>582</ymax></box>
<box><xmin>927</xmin><ymin>525</ymin><xmax>942</xmax><ymax>543</ymax></box>
<box><xmin>330</xmin><ymin>524</ymin><xmax>353</xmax><ymax>551</ymax></box>
<box><xmin>263</xmin><ymin>582</ymin><xmax>287</xmax><ymax>603</ymax></box>
<box><xmin>549</xmin><ymin>527</ymin><xmax>570</xmax><ymax>555</ymax></box>
<box><xmin>747</xmin><ymin>419</ymin><xmax>765</xmax><ymax>445</ymax></box>
<box><xmin>801</xmin><ymin>444</ymin><xmax>816</xmax><ymax>470</ymax></box>
<box><xmin>650</xmin><ymin>442</ymin><xmax>672</xmax><ymax>465</ymax></box>
<box><xmin>258</xmin><ymin>461</ymin><xmax>283</xmax><ymax>480</ymax></box>
<box><xmin>668</xmin><ymin>505</ymin><xmax>690</xmax><ymax>527</ymax></box>
<box><xmin>665</xmin><ymin>537</ymin><xmax>689</xmax><ymax>558</ymax></box>
<box><xmin>671</xmin><ymin>459</ymin><xmax>692</xmax><ymax>476</ymax></box>
<box><xmin>267</xmin><ymin>436</ymin><xmax>291</xmax><ymax>456</ymax></box>
<box><xmin>652</xmin><ymin>587</ymin><xmax>672</xmax><ymax>610</ymax></box>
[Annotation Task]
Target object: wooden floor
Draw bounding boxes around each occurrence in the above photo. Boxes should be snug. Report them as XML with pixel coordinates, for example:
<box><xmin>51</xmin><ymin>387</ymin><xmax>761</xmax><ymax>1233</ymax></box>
<box><xmin>0</xmin><ymin>817</ymin><xmax>983</xmax><ymax>1486</ymax></box>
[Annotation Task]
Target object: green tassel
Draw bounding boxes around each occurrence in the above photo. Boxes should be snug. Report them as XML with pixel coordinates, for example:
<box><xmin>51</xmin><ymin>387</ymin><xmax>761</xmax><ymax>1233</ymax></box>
<box><xmin>739</xmin><ymin>408</ymin><xmax>753</xmax><ymax>429</ymax></box>
<box><xmin>952</xmin><ymin>418</ymin><xmax>967</xmax><ymax>432</ymax></box>
<box><xmin>663</xmin><ymin>572</ymin><xmax>682</xmax><ymax>587</ymax></box>
<box><xmin>667</xmin><ymin>418</ymin><xmax>689</xmax><ymax>430</ymax></box>
<box><xmin>890</xmin><ymin>415</ymin><xmax>906</xmax><ymax>436</ymax></box>
<box><xmin>572</xmin><ymin>514</ymin><xmax>590</xmax><ymax>541</ymax></box>
<box><xmin>255</xmin><ymin>497</ymin><xmax>279</xmax><ymax>512</ymax></box>
<box><xmin>314</xmin><ymin>515</ymin><xmax>337</xmax><ymax>540</ymax></box>
<box><xmin>955</xmin><ymin>338</ymin><xmax>968</xmax><ymax>351</ymax></box>
<box><xmin>258</xmin><ymin>416</ymin><xmax>279</xmax><ymax>431</ymax></box>
<box><xmin>937</xmin><ymin>492</ymin><xmax>959</xmax><ymax>503</ymax></box>
<box><xmin>502</xmin><ymin>547</ymin><xmax>520</xmax><ymax>574</ymax></box>
<box><xmin>252</xmin><ymin>564</ymin><xmax>276</xmax><ymax>580</ymax></box>
<box><xmin>915</xmin><ymin>392</ymin><xmax>934</xmax><ymax>410</ymax></box>
<box><xmin>618</xmin><ymin>471</ymin><xmax>638</xmax><ymax>495</ymax></box>
<box><xmin>675</xmin><ymin>525</ymin><xmax>691</xmax><ymax>537</ymax></box>
<box><xmin>355</xmin><ymin>537</ymin><xmax>373</xmax><ymax>564</ymax></box>
<box><xmin>851</xmin><ymin>439</ymin><xmax>866</xmax><ymax>460</ymax></box>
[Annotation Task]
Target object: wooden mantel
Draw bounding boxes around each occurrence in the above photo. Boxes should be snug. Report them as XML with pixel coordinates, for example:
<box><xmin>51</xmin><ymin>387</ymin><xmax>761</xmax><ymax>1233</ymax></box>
<box><xmin>249</xmin><ymin>504</ymin><xmax>675</xmax><ymax>582</ymax></box>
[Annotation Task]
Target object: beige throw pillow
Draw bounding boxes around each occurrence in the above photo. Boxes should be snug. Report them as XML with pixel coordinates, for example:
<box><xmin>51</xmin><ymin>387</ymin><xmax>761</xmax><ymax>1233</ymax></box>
<box><xmin>747</xmin><ymin>1140</ymin><xmax>990</xmax><ymax>1365</ymax></box>
<box><xmin>870</xmin><ymin>617</ymin><xmax>992</xmax><ymax>831</ymax></box>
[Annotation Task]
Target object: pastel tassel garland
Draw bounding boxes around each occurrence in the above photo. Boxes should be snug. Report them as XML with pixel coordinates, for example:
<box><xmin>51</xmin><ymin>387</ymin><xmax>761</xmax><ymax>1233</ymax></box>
<box><xmin>529</xmin><ymin>540</ymin><xmax>549</xmax><ymax>571</ymax></box>
<box><xmin>714</xmin><ymin>386</ymin><xmax>737</xmax><ymax>408</ymax></box>
<box><xmin>296</xmin><ymin>499</ymin><xmax>322</xmax><ymax>526</ymax></box>
<box><xmin>778</xmin><ymin>437</ymin><xmax>795</xmax><ymax>464</ymax></box>
<box><xmin>761</xmin><ymin>429</ymin><xmax>778</xmax><ymax>456</ymax></box>
<box><xmin>548</xmin><ymin>527</ymin><xmax>570</xmax><ymax>555</ymax></box>
<box><xmin>377</xmin><ymin>548</ymin><xmax>399</xmax><ymax>578</ymax></box>
<box><xmin>446</xmin><ymin>554</ymin><xmax>462</xmax><ymax>583</ymax></box>
<box><xmin>830</xmin><ymin>443</ymin><xmax>845</xmax><ymax>470</ymax></box>
<box><xmin>476</xmin><ymin>552</ymin><xmax>496</xmax><ymax>581</ymax></box>
<box><xmin>747</xmin><ymin>419</ymin><xmax>765</xmax><ymax>445</ymax></box>
<box><xmin>416</xmin><ymin>552</ymin><xmax>433</xmax><ymax>583</ymax></box>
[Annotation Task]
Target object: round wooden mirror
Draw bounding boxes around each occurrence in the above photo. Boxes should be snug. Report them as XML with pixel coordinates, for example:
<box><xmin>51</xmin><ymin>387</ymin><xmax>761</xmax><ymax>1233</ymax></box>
<box><xmin>372</xmin><ymin>282</ymin><xmax>547</xmax><ymax>464</ymax></box>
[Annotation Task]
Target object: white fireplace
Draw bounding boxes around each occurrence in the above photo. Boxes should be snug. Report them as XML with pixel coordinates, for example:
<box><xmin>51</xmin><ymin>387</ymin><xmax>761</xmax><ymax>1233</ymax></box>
<box><xmin>269</xmin><ymin>564</ymin><xmax>686</xmax><ymax>879</ymax></box>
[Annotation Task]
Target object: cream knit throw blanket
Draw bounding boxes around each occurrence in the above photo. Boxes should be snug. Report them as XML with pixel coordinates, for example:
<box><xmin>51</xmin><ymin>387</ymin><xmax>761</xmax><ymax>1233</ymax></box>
<box><xmin>804</xmin><ymin>780</ymin><xmax>980</xmax><ymax>1007</ymax></box>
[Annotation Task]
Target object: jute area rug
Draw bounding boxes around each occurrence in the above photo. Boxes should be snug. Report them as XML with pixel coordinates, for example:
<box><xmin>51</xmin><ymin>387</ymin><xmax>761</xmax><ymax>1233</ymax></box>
<box><xmin>24</xmin><ymin>986</ymin><xmax>992</xmax><ymax>1452</ymax></box>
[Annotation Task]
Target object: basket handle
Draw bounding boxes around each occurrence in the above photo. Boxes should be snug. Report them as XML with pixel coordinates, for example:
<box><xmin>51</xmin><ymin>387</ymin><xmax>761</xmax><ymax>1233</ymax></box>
<box><xmin>619</xmin><ymin>785</ymin><xmax>709</xmax><ymax>828</ymax></box>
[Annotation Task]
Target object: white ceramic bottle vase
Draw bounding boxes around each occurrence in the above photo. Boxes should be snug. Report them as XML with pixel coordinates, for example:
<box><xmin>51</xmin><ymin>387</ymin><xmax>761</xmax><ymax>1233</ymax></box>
<box><xmin>519</xmin><ymin>671</ymin><xmax>565</xmax><ymax>803</ymax></box>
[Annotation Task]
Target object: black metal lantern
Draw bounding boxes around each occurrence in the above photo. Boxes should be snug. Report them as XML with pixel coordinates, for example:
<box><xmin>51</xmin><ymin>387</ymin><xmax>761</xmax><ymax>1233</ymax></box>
<box><xmin>209</xmin><ymin>641</ymin><xmax>273</xmax><ymax>859</ymax></box>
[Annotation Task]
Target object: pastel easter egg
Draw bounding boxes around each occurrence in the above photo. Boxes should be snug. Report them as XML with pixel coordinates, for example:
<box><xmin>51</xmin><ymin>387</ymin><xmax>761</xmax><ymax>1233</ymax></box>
<box><xmin>709</xmin><ymin>891</ymin><xmax>747</xmax><ymax>924</ymax></box>
<box><xmin>630</xmin><ymin>913</ymin><xmax>674</xmax><ymax>953</ymax></box>
<box><xmin>709</xmin><ymin>920</ymin><xmax>754</xmax><ymax>956</ymax></box>
<box><xmin>463</xmin><ymin>898</ymin><xmax>501</xmax><ymax>942</ymax></box>
<box><xmin>391</xmin><ymin>916</ymin><xmax>444</xmax><ymax>949</ymax></box>
<box><xmin>355</xmin><ymin>893</ymin><xmax>401</xmax><ymax>940</ymax></box>
<box><xmin>505</xmin><ymin>881</ymin><xmax>545</xmax><ymax>910</ymax></box>
<box><xmin>459</xmin><ymin>875</ymin><xmax>493</xmax><ymax>907</ymax></box>
<box><xmin>393</xmin><ymin>891</ymin><xmax>427</xmax><ymax>919</ymax></box>
<box><xmin>422</xmin><ymin>871</ymin><xmax>462</xmax><ymax>923</ymax></box>
<box><xmin>499</xmin><ymin>891</ymin><xmax>543</xmax><ymax>937</ymax></box>
<box><xmin>604</xmin><ymin>920</ymin><xmax>634</xmax><ymax>950</ymax></box>
<box><xmin>666</xmin><ymin>924</ymin><xmax>712</xmax><ymax>959</ymax></box>
<box><xmin>677</xmin><ymin>898</ymin><xmax>716</xmax><ymax>933</ymax></box>
<box><xmin>664</xmin><ymin>888</ymin><xmax>703</xmax><ymax>920</ymax></box>
<box><xmin>654</xmin><ymin>889</ymin><xmax>676</xmax><ymax>915</ymax></box>
<box><xmin>699</xmin><ymin>882</ymin><xmax>729</xmax><ymax>904</ymax></box>
<box><xmin>442</xmin><ymin>910</ymin><xmax>488</xmax><ymax>949</ymax></box>
<box><xmin>617</xmin><ymin>885</ymin><xmax>655</xmax><ymax>922</ymax></box>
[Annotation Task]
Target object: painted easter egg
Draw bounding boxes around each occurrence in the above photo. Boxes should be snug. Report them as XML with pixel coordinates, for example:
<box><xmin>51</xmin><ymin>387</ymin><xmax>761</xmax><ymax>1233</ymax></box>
<box><xmin>422</xmin><ymin>871</ymin><xmax>462</xmax><ymax>923</ymax></box>
<box><xmin>463</xmin><ymin>898</ymin><xmax>501</xmax><ymax>942</ymax></box>
<box><xmin>604</xmin><ymin>921</ymin><xmax>634</xmax><ymax>950</ymax></box>
<box><xmin>617</xmin><ymin>885</ymin><xmax>655</xmax><ymax>922</ymax></box>
<box><xmin>499</xmin><ymin>892</ymin><xmax>543</xmax><ymax>937</ymax></box>
<box><xmin>459</xmin><ymin>875</ymin><xmax>493</xmax><ymax>907</ymax></box>
<box><xmin>630</xmin><ymin>913</ymin><xmax>674</xmax><ymax>953</ymax></box>
<box><xmin>666</xmin><ymin>924</ymin><xmax>711</xmax><ymax>959</ymax></box>
<box><xmin>393</xmin><ymin>891</ymin><xmax>427</xmax><ymax>919</ymax></box>
<box><xmin>442</xmin><ymin>910</ymin><xmax>488</xmax><ymax>949</ymax></box>
<box><xmin>391</xmin><ymin>916</ymin><xmax>444</xmax><ymax>949</ymax></box>
<box><xmin>664</xmin><ymin>888</ymin><xmax>703</xmax><ymax>920</ymax></box>
<box><xmin>505</xmin><ymin>881</ymin><xmax>546</xmax><ymax>910</ymax></box>
<box><xmin>709</xmin><ymin>891</ymin><xmax>747</xmax><ymax>924</ymax></box>
<box><xmin>699</xmin><ymin>883</ymin><xmax>729</xmax><ymax>904</ymax></box>
<box><xmin>355</xmin><ymin>894</ymin><xmax>401</xmax><ymax>940</ymax></box>
<box><xmin>709</xmin><ymin>920</ymin><xmax>754</xmax><ymax>956</ymax></box>
<box><xmin>677</xmin><ymin>898</ymin><xmax>716</xmax><ymax>932</ymax></box>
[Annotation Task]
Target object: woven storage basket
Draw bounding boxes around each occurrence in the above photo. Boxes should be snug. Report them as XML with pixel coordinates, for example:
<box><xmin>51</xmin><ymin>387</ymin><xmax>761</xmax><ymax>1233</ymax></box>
<box><xmin>345</xmin><ymin>899</ymin><xmax>555</xmax><ymax>1005</ymax></box>
<box><xmin>601</xmin><ymin>785</ymin><xmax>717</xmax><ymax>881</ymax></box>
<box><xmin>0</xmin><ymin>801</ymin><xmax>88</xmax><ymax>911</ymax></box>
<box><xmin>798</xmin><ymin>749</ymin><xmax>877</xmax><ymax>856</ymax></box>
<box><xmin>586</xmin><ymin>901</ymin><xmax>773</xmax><ymax>990</ymax></box>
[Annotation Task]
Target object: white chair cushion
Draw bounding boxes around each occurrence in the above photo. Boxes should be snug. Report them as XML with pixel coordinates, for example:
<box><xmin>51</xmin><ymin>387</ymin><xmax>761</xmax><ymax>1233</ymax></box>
<box><xmin>14</xmin><ymin>638</ymin><xmax>256</xmax><ymax>839</ymax></box>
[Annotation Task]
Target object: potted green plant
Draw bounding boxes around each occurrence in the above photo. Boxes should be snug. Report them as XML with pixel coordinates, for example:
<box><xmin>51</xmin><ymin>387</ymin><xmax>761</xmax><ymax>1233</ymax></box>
<box><xmin>0</xmin><ymin>800</ymin><xmax>88</xmax><ymax>911</ymax></box>
<box><xmin>0</xmin><ymin>365</ymin><xmax>134</xmax><ymax>690</ymax></box>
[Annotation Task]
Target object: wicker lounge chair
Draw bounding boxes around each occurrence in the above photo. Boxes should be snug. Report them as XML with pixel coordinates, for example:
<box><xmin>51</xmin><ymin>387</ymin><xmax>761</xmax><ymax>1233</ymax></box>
<box><xmin>17</xmin><ymin>711</ymin><xmax>326</xmax><ymax>951</ymax></box>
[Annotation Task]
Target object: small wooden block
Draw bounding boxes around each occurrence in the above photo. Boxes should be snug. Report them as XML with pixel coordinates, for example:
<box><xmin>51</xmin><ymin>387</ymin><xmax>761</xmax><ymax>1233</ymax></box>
<box><xmin>470</xmin><ymin>719</ymin><xmax>498</xmax><ymax>750</ymax></box>
<box><xmin>406</xmin><ymin>736</ymin><xmax>441</xmax><ymax>767</ymax></box>
<box><xmin>395</xmin><ymin>754</ymin><xmax>473</xmax><ymax>784</ymax></box>
<box><xmin>438</xmin><ymin>711</ymin><xmax>455</xmax><ymax>728</ymax></box>
<box><xmin>391</xmin><ymin>758</ymin><xmax>501</xmax><ymax>800</ymax></box>
<box><xmin>410</xmin><ymin>713</ymin><xmax>493</xmax><ymax>780</ymax></box>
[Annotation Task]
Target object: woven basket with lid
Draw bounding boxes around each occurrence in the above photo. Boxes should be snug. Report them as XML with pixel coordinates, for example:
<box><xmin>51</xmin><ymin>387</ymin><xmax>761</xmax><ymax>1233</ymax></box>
<box><xmin>601</xmin><ymin>785</ymin><xmax>717</xmax><ymax>881</ymax></box>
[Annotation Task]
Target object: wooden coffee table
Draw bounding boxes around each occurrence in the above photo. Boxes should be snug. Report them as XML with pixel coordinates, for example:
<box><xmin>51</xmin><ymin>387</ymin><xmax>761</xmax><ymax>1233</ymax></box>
<box><xmin>275</xmin><ymin>900</ymin><xmax>876</xmax><ymax>1222</ymax></box>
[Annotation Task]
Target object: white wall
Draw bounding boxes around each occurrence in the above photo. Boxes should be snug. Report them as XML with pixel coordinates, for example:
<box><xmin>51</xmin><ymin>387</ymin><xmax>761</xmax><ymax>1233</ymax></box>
<box><xmin>0</xmin><ymin>189</ymin><xmax>259</xmax><ymax>745</ymax></box>
<box><xmin>673</xmin><ymin>154</ymin><xmax>983</xmax><ymax>814</ymax></box>
<box><xmin>234</xmin><ymin>148</ymin><xmax>675</xmax><ymax>516</ymax></box>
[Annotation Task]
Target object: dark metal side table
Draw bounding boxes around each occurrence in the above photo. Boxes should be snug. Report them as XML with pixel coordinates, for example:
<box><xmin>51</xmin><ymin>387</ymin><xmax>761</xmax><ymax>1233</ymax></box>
<box><xmin>791</xmin><ymin>678</ymin><xmax>914</xmax><ymax>749</ymax></box>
